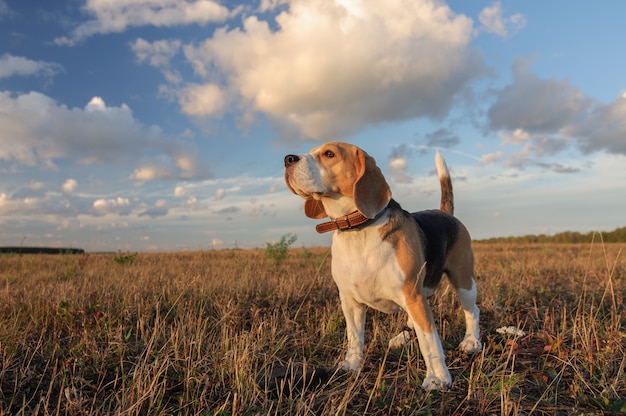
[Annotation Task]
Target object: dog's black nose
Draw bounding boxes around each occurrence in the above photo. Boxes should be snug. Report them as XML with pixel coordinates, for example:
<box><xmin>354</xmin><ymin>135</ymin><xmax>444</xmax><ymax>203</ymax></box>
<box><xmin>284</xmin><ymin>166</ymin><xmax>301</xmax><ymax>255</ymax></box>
<box><xmin>284</xmin><ymin>154</ymin><xmax>300</xmax><ymax>167</ymax></box>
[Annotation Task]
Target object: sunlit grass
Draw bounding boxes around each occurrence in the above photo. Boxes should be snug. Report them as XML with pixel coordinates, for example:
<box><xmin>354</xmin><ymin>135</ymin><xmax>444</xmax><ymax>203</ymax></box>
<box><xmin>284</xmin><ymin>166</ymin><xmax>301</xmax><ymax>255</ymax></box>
<box><xmin>0</xmin><ymin>242</ymin><xmax>624</xmax><ymax>414</ymax></box>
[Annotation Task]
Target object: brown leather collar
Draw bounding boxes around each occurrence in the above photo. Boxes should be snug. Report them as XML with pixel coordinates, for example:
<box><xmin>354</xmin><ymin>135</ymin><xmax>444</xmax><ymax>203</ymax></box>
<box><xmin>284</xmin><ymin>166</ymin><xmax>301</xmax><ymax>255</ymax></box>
<box><xmin>315</xmin><ymin>207</ymin><xmax>388</xmax><ymax>234</ymax></box>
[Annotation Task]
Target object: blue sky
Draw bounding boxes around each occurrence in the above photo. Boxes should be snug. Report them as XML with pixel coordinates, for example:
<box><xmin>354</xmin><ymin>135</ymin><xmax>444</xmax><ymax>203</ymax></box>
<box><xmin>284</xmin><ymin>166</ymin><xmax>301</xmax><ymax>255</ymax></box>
<box><xmin>1</xmin><ymin>0</ymin><xmax>625</xmax><ymax>252</ymax></box>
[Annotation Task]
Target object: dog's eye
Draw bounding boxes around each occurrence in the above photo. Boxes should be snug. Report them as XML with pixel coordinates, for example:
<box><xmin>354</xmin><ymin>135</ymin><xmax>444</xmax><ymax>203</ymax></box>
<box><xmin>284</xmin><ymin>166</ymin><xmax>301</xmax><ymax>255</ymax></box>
<box><xmin>323</xmin><ymin>150</ymin><xmax>335</xmax><ymax>158</ymax></box>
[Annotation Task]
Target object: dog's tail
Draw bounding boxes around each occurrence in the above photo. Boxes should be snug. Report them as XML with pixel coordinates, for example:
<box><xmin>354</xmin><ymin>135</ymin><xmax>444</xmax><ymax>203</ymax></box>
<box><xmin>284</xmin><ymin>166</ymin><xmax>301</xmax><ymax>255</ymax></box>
<box><xmin>435</xmin><ymin>151</ymin><xmax>454</xmax><ymax>215</ymax></box>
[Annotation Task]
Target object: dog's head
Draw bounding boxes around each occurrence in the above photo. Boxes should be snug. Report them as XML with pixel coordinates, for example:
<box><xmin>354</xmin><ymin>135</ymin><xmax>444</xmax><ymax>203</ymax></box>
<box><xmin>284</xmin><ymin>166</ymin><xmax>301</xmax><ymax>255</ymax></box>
<box><xmin>284</xmin><ymin>142</ymin><xmax>391</xmax><ymax>219</ymax></box>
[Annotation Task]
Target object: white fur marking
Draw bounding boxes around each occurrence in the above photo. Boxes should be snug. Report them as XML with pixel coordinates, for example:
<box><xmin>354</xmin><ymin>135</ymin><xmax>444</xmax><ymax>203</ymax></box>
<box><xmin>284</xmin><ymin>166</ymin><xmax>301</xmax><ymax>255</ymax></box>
<box><xmin>388</xmin><ymin>330</ymin><xmax>412</xmax><ymax>349</ymax></box>
<box><xmin>289</xmin><ymin>154</ymin><xmax>325</xmax><ymax>196</ymax></box>
<box><xmin>456</xmin><ymin>280</ymin><xmax>482</xmax><ymax>353</ymax></box>
<box><xmin>435</xmin><ymin>151</ymin><xmax>449</xmax><ymax>180</ymax></box>
<box><xmin>337</xmin><ymin>292</ymin><xmax>366</xmax><ymax>370</ymax></box>
<box><xmin>412</xmin><ymin>324</ymin><xmax>452</xmax><ymax>390</ymax></box>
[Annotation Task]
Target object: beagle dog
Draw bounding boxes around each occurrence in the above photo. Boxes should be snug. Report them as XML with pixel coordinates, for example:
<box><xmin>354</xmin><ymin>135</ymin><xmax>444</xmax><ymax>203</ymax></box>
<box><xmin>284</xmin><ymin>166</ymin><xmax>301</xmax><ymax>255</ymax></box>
<box><xmin>284</xmin><ymin>142</ymin><xmax>481</xmax><ymax>390</ymax></box>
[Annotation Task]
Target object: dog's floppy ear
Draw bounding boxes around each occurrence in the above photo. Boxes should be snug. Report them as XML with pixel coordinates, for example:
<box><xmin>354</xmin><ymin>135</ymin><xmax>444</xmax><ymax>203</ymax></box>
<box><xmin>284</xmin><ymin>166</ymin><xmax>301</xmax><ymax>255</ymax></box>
<box><xmin>353</xmin><ymin>148</ymin><xmax>391</xmax><ymax>218</ymax></box>
<box><xmin>304</xmin><ymin>199</ymin><xmax>327</xmax><ymax>219</ymax></box>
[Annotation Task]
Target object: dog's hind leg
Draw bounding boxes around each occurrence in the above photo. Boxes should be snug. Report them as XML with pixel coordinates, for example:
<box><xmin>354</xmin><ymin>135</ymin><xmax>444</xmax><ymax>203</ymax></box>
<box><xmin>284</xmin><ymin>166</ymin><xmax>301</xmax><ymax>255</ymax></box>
<box><xmin>445</xmin><ymin>258</ymin><xmax>482</xmax><ymax>352</ymax></box>
<box><xmin>454</xmin><ymin>278</ymin><xmax>482</xmax><ymax>353</ymax></box>
<box><xmin>444</xmin><ymin>227</ymin><xmax>482</xmax><ymax>354</ymax></box>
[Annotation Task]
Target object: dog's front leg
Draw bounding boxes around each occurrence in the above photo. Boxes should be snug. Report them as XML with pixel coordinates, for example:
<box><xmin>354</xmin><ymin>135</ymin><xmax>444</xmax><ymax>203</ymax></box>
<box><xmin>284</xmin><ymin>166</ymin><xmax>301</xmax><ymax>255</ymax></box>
<box><xmin>338</xmin><ymin>292</ymin><xmax>366</xmax><ymax>371</ymax></box>
<box><xmin>412</xmin><ymin>324</ymin><xmax>452</xmax><ymax>390</ymax></box>
<box><xmin>404</xmin><ymin>293</ymin><xmax>452</xmax><ymax>390</ymax></box>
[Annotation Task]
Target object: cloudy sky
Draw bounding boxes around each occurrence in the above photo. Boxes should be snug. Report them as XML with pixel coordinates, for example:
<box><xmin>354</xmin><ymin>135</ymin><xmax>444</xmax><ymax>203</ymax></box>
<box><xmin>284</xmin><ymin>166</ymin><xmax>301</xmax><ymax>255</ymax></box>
<box><xmin>1</xmin><ymin>0</ymin><xmax>625</xmax><ymax>252</ymax></box>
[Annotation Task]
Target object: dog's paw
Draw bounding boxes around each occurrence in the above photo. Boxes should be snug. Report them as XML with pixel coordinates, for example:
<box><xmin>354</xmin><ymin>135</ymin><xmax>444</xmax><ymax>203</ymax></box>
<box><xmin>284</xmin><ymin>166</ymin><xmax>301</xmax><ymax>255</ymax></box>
<box><xmin>458</xmin><ymin>336</ymin><xmax>482</xmax><ymax>354</ymax></box>
<box><xmin>421</xmin><ymin>374</ymin><xmax>452</xmax><ymax>391</ymax></box>
<box><xmin>388</xmin><ymin>330</ymin><xmax>412</xmax><ymax>349</ymax></box>
<box><xmin>338</xmin><ymin>354</ymin><xmax>362</xmax><ymax>371</ymax></box>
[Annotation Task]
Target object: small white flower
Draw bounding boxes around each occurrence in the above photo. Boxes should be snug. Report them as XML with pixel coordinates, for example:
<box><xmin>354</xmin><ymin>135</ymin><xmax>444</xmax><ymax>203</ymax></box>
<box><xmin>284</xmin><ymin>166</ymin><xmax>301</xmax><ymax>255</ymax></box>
<box><xmin>496</xmin><ymin>326</ymin><xmax>527</xmax><ymax>337</ymax></box>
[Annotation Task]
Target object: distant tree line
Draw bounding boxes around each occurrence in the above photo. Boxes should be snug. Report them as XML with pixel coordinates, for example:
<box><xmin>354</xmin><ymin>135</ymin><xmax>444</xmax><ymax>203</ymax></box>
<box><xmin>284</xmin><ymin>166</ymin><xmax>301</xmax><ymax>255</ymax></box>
<box><xmin>0</xmin><ymin>247</ymin><xmax>85</xmax><ymax>254</ymax></box>
<box><xmin>478</xmin><ymin>226</ymin><xmax>626</xmax><ymax>244</ymax></box>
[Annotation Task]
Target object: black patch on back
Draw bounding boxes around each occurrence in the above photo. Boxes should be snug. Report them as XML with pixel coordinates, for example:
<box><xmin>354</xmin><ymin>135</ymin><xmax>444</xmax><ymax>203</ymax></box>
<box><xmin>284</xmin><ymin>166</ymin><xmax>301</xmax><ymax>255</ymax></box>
<box><xmin>411</xmin><ymin>210</ymin><xmax>459</xmax><ymax>289</ymax></box>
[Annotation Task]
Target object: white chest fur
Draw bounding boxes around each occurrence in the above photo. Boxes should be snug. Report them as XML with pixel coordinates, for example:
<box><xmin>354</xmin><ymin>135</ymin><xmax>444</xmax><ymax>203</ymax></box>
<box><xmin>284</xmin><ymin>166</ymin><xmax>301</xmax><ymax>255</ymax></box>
<box><xmin>331</xmin><ymin>225</ymin><xmax>406</xmax><ymax>313</ymax></box>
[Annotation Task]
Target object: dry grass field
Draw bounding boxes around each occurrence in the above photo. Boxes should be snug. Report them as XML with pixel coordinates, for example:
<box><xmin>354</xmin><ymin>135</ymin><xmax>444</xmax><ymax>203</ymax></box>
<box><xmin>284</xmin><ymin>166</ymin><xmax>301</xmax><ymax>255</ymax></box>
<box><xmin>1</xmin><ymin>240</ymin><xmax>624</xmax><ymax>415</ymax></box>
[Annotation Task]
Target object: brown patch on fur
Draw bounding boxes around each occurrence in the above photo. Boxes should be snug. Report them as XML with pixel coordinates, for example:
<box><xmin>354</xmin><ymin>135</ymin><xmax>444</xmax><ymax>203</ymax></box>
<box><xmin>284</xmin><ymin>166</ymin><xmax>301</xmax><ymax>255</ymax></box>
<box><xmin>439</xmin><ymin>174</ymin><xmax>454</xmax><ymax>215</ymax></box>
<box><xmin>311</xmin><ymin>142</ymin><xmax>359</xmax><ymax>200</ymax></box>
<box><xmin>379</xmin><ymin>201</ymin><xmax>403</xmax><ymax>242</ymax></box>
<box><xmin>443</xmin><ymin>223</ymin><xmax>474</xmax><ymax>291</ymax></box>
<box><xmin>353</xmin><ymin>149</ymin><xmax>391</xmax><ymax>218</ymax></box>
<box><xmin>304</xmin><ymin>199</ymin><xmax>327</xmax><ymax>219</ymax></box>
<box><xmin>379</xmin><ymin>208</ymin><xmax>434</xmax><ymax>334</ymax></box>
<box><xmin>311</xmin><ymin>142</ymin><xmax>390</xmax><ymax>219</ymax></box>
<box><xmin>402</xmin><ymin>286</ymin><xmax>435</xmax><ymax>334</ymax></box>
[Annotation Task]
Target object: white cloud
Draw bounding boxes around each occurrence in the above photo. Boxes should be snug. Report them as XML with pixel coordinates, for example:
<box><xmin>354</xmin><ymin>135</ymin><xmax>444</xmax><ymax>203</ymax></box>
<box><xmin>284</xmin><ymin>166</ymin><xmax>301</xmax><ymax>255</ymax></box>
<box><xmin>387</xmin><ymin>144</ymin><xmax>413</xmax><ymax>183</ymax></box>
<box><xmin>0</xmin><ymin>91</ymin><xmax>211</xmax><ymax>179</ymax></box>
<box><xmin>480</xmin><ymin>151</ymin><xmax>503</xmax><ymax>165</ymax></box>
<box><xmin>504</xmin><ymin>144</ymin><xmax>532</xmax><ymax>168</ymax></box>
<box><xmin>178</xmin><ymin>83</ymin><xmax>225</xmax><ymax>116</ymax></box>
<box><xmin>0</xmin><ymin>193</ymin><xmax>72</xmax><ymax>217</ymax></box>
<box><xmin>488</xmin><ymin>57</ymin><xmax>593</xmax><ymax>135</ymax></box>
<box><xmin>214</xmin><ymin>188</ymin><xmax>225</xmax><ymax>200</ymax></box>
<box><xmin>0</xmin><ymin>91</ymin><xmax>154</xmax><ymax>165</ymax></box>
<box><xmin>93</xmin><ymin>197</ymin><xmax>130</xmax><ymax>209</ymax></box>
<box><xmin>499</xmin><ymin>128</ymin><xmax>530</xmax><ymax>145</ymax></box>
<box><xmin>131</xmin><ymin>39</ymin><xmax>185</xmax><ymax>84</ymax></box>
<box><xmin>182</xmin><ymin>0</ymin><xmax>485</xmax><ymax>140</ymax></box>
<box><xmin>0</xmin><ymin>174</ymin><xmax>274</xmax><ymax>250</ymax></box>
<box><xmin>28</xmin><ymin>181</ymin><xmax>45</xmax><ymax>191</ymax></box>
<box><xmin>423</xmin><ymin>128</ymin><xmax>461</xmax><ymax>151</ymax></box>
<box><xmin>138</xmin><ymin>203</ymin><xmax>169</xmax><ymax>218</ymax></box>
<box><xmin>389</xmin><ymin>157</ymin><xmax>411</xmax><ymax>183</ymax></box>
<box><xmin>566</xmin><ymin>94</ymin><xmax>626</xmax><ymax>155</ymax></box>
<box><xmin>175</xmin><ymin>152</ymin><xmax>206</xmax><ymax>179</ymax></box>
<box><xmin>0</xmin><ymin>181</ymin><xmax>82</xmax><ymax>218</ymax></box>
<box><xmin>131</xmin><ymin>38</ymin><xmax>182</xmax><ymax>67</ymax></box>
<box><xmin>489</xmin><ymin>58</ymin><xmax>626</xmax><ymax>160</ymax></box>
<box><xmin>85</xmin><ymin>96</ymin><xmax>107</xmax><ymax>111</ymax></box>
<box><xmin>185</xmin><ymin>195</ymin><xmax>198</xmax><ymax>209</ymax></box>
<box><xmin>1</xmin><ymin>196</ymin><xmax>38</xmax><ymax>217</ymax></box>
<box><xmin>258</xmin><ymin>0</ymin><xmax>289</xmax><ymax>13</ymax></box>
<box><xmin>56</xmin><ymin>0</ymin><xmax>231</xmax><ymax>46</ymax></box>
<box><xmin>0</xmin><ymin>54</ymin><xmax>63</xmax><ymax>79</ymax></box>
<box><xmin>62</xmin><ymin>179</ymin><xmax>78</xmax><ymax>193</ymax></box>
<box><xmin>130</xmin><ymin>164</ymin><xmax>173</xmax><ymax>181</ymax></box>
<box><xmin>531</xmin><ymin>136</ymin><xmax>569</xmax><ymax>157</ymax></box>
<box><xmin>478</xmin><ymin>2</ymin><xmax>526</xmax><ymax>38</ymax></box>
<box><xmin>129</xmin><ymin>153</ymin><xmax>205</xmax><ymax>181</ymax></box>
<box><xmin>174</xmin><ymin>185</ymin><xmax>187</xmax><ymax>197</ymax></box>
<box><xmin>93</xmin><ymin>197</ymin><xmax>131</xmax><ymax>215</ymax></box>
